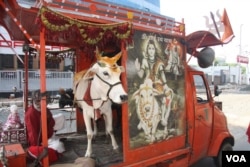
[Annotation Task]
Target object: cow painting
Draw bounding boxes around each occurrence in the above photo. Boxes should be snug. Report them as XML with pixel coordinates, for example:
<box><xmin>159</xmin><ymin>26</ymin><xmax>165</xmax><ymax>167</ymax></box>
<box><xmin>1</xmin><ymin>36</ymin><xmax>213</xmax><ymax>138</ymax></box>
<box><xmin>132</xmin><ymin>78</ymin><xmax>162</xmax><ymax>143</ymax></box>
<box><xmin>73</xmin><ymin>48</ymin><xmax>127</xmax><ymax>157</ymax></box>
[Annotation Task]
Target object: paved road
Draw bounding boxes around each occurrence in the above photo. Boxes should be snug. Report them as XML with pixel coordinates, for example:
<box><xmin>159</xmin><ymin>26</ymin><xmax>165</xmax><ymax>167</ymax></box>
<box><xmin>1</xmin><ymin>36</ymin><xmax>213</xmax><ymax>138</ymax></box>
<box><xmin>1</xmin><ymin>92</ymin><xmax>250</xmax><ymax>166</ymax></box>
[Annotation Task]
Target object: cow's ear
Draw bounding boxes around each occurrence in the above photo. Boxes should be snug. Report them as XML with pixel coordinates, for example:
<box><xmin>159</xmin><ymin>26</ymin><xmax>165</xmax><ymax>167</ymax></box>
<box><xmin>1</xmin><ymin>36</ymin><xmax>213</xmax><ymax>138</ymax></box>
<box><xmin>153</xmin><ymin>89</ymin><xmax>161</xmax><ymax>96</ymax></box>
<box><xmin>90</xmin><ymin>63</ymin><xmax>99</xmax><ymax>73</ymax></box>
<box><xmin>132</xmin><ymin>90</ymin><xmax>139</xmax><ymax>102</ymax></box>
<box><xmin>120</xmin><ymin>66</ymin><xmax>125</xmax><ymax>72</ymax></box>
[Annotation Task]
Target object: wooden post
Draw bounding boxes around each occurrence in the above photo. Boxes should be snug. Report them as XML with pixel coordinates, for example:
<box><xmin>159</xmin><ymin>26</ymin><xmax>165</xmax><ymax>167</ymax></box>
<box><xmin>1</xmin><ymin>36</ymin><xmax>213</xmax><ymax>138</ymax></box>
<box><xmin>40</xmin><ymin>27</ymin><xmax>49</xmax><ymax>167</ymax></box>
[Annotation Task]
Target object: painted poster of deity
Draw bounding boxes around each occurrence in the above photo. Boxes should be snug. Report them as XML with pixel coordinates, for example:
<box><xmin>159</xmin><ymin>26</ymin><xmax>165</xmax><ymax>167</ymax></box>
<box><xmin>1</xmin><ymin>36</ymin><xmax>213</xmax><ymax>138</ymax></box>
<box><xmin>126</xmin><ymin>30</ymin><xmax>186</xmax><ymax>149</ymax></box>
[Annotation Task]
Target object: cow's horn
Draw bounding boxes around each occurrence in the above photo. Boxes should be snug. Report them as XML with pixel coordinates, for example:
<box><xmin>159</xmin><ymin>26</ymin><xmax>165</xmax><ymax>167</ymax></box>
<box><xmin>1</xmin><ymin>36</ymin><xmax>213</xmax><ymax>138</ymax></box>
<box><xmin>95</xmin><ymin>47</ymin><xmax>103</xmax><ymax>61</ymax></box>
<box><xmin>98</xmin><ymin>52</ymin><xmax>122</xmax><ymax>65</ymax></box>
<box><xmin>110</xmin><ymin>51</ymin><xmax>122</xmax><ymax>63</ymax></box>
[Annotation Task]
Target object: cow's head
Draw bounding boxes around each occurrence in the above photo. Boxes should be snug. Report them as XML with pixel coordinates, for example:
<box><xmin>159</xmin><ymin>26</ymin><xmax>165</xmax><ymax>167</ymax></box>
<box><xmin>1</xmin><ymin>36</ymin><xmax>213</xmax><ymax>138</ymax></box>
<box><xmin>132</xmin><ymin>79</ymin><xmax>161</xmax><ymax>116</ymax></box>
<box><xmin>90</xmin><ymin>47</ymin><xmax>127</xmax><ymax>105</ymax></box>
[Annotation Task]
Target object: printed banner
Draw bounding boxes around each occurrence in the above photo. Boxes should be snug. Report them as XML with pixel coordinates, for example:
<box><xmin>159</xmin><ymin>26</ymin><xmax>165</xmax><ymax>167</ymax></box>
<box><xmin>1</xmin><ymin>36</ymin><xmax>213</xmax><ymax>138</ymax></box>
<box><xmin>237</xmin><ymin>55</ymin><xmax>249</xmax><ymax>64</ymax></box>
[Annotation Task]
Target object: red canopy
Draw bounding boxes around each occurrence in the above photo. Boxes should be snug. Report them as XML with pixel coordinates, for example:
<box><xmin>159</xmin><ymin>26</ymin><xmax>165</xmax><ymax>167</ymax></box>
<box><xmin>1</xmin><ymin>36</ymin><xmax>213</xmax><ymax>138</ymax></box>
<box><xmin>186</xmin><ymin>30</ymin><xmax>224</xmax><ymax>50</ymax></box>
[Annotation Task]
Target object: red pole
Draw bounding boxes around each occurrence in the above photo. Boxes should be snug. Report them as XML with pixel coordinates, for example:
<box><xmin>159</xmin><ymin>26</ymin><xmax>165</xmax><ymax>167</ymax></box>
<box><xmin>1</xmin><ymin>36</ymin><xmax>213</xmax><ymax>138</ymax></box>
<box><xmin>121</xmin><ymin>41</ymin><xmax>129</xmax><ymax>161</ymax></box>
<box><xmin>23</xmin><ymin>44</ymin><xmax>29</xmax><ymax>111</ymax></box>
<box><xmin>40</xmin><ymin>27</ymin><xmax>49</xmax><ymax>166</ymax></box>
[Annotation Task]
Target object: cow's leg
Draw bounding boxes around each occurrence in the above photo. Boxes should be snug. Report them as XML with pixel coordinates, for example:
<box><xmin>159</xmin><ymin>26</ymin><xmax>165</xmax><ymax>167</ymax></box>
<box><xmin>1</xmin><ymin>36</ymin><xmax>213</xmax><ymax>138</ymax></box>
<box><xmin>149</xmin><ymin>128</ymin><xmax>155</xmax><ymax>143</ymax></box>
<box><xmin>83</xmin><ymin>110</ymin><xmax>94</xmax><ymax>157</ymax></box>
<box><xmin>141</xmin><ymin>122</ymin><xmax>152</xmax><ymax>141</ymax></box>
<box><xmin>93</xmin><ymin>119</ymin><xmax>98</xmax><ymax>138</ymax></box>
<box><xmin>161</xmin><ymin>92</ymin><xmax>174</xmax><ymax>139</ymax></box>
<box><xmin>137</xmin><ymin>121</ymin><xmax>142</xmax><ymax>130</ymax></box>
<box><xmin>162</xmin><ymin>108</ymin><xmax>171</xmax><ymax>139</ymax></box>
<box><xmin>163</xmin><ymin>103</ymin><xmax>173</xmax><ymax>139</ymax></box>
<box><xmin>160</xmin><ymin>97</ymin><xmax>167</xmax><ymax>126</ymax></box>
<box><xmin>103</xmin><ymin>111</ymin><xmax>119</xmax><ymax>152</ymax></box>
<box><xmin>151</xmin><ymin>115</ymin><xmax>161</xmax><ymax>142</ymax></box>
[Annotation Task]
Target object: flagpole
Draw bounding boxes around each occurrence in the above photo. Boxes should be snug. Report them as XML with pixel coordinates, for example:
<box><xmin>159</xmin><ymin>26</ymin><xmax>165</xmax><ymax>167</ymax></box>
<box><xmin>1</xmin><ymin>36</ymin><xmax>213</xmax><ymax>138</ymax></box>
<box><xmin>240</xmin><ymin>24</ymin><xmax>243</xmax><ymax>55</ymax></box>
<box><xmin>239</xmin><ymin>24</ymin><xmax>243</xmax><ymax>85</ymax></box>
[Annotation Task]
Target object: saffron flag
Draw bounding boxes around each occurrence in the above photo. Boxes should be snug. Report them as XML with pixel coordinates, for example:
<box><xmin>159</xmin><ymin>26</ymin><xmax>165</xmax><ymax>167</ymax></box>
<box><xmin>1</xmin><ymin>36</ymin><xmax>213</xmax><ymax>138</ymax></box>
<box><xmin>221</xmin><ymin>8</ymin><xmax>234</xmax><ymax>43</ymax></box>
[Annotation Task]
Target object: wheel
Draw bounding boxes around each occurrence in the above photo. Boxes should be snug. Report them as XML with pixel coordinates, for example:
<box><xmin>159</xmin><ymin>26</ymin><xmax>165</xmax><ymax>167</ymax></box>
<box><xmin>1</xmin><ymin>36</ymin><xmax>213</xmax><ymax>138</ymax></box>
<box><xmin>213</xmin><ymin>142</ymin><xmax>233</xmax><ymax>167</ymax></box>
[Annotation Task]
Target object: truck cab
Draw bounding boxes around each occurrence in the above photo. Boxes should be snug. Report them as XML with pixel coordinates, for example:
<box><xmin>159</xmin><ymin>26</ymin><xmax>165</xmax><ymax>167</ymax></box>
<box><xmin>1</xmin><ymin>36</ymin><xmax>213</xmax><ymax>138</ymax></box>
<box><xmin>187</xmin><ymin>66</ymin><xmax>234</xmax><ymax>167</ymax></box>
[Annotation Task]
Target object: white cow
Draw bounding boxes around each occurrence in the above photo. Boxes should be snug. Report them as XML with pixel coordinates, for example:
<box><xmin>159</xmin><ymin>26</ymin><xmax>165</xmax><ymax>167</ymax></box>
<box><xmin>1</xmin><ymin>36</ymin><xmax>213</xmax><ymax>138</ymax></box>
<box><xmin>74</xmin><ymin>48</ymin><xmax>127</xmax><ymax>157</ymax></box>
<box><xmin>132</xmin><ymin>79</ymin><xmax>161</xmax><ymax>143</ymax></box>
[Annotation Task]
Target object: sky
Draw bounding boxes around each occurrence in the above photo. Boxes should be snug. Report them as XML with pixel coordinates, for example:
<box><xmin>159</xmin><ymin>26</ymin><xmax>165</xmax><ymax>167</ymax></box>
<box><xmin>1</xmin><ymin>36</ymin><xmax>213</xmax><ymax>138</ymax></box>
<box><xmin>160</xmin><ymin>0</ymin><xmax>250</xmax><ymax>65</ymax></box>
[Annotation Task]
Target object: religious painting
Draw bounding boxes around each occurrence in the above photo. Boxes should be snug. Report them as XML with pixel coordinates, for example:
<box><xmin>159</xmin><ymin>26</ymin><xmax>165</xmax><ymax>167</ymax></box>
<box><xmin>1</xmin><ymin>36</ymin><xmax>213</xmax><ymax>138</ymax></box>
<box><xmin>126</xmin><ymin>30</ymin><xmax>186</xmax><ymax>149</ymax></box>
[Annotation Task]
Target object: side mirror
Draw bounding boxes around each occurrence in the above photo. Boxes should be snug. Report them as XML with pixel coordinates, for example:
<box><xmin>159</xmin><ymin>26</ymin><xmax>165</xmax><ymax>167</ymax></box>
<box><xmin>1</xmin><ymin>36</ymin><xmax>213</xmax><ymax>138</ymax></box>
<box><xmin>214</xmin><ymin>85</ymin><xmax>222</xmax><ymax>96</ymax></box>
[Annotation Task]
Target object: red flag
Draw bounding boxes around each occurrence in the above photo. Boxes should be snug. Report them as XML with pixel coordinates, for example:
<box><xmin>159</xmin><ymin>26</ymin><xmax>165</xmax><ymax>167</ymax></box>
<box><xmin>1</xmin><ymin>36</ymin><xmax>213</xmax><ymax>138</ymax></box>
<box><xmin>221</xmin><ymin>8</ymin><xmax>234</xmax><ymax>43</ymax></box>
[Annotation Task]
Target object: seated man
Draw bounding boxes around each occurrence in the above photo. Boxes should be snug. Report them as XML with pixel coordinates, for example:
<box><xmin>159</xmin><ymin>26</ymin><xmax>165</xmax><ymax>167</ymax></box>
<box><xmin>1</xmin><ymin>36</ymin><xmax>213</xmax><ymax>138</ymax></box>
<box><xmin>25</xmin><ymin>90</ymin><xmax>65</xmax><ymax>164</ymax></box>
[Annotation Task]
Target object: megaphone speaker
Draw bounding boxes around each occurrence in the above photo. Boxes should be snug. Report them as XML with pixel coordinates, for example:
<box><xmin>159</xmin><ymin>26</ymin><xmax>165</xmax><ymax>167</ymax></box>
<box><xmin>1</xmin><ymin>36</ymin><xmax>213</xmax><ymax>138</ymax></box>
<box><xmin>197</xmin><ymin>47</ymin><xmax>215</xmax><ymax>68</ymax></box>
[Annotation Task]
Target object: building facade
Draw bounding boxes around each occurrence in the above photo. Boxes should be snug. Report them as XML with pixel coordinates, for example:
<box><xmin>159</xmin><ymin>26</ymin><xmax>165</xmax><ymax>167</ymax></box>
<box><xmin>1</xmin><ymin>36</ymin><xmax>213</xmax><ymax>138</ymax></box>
<box><xmin>193</xmin><ymin>65</ymin><xmax>249</xmax><ymax>85</ymax></box>
<box><xmin>0</xmin><ymin>27</ymin><xmax>73</xmax><ymax>71</ymax></box>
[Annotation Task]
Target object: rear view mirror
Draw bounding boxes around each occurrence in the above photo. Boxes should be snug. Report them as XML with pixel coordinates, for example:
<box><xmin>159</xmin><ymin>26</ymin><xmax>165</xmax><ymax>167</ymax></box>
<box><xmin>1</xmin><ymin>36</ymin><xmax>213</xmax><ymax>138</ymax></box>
<box><xmin>214</xmin><ymin>85</ymin><xmax>222</xmax><ymax>96</ymax></box>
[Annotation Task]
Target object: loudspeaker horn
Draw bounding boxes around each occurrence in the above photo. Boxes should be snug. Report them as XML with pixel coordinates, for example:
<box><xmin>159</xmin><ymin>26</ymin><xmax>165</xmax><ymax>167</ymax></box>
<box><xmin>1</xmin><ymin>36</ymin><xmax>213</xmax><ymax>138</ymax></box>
<box><xmin>197</xmin><ymin>47</ymin><xmax>215</xmax><ymax>68</ymax></box>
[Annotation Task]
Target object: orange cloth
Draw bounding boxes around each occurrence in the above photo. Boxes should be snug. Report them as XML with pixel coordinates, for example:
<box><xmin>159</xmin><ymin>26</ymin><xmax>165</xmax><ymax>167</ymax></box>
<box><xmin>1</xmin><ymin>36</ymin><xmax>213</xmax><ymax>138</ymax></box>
<box><xmin>83</xmin><ymin>81</ymin><xmax>101</xmax><ymax>120</ymax></box>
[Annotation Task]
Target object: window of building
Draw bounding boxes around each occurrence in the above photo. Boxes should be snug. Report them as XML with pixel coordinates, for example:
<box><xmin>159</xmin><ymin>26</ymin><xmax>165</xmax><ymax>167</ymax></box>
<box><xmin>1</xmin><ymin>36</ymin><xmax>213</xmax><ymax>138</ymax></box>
<box><xmin>17</xmin><ymin>55</ymin><xmax>33</xmax><ymax>69</ymax></box>
<box><xmin>38</xmin><ymin>60</ymin><xmax>60</xmax><ymax>70</ymax></box>
<box><xmin>0</xmin><ymin>54</ymin><xmax>14</xmax><ymax>69</ymax></box>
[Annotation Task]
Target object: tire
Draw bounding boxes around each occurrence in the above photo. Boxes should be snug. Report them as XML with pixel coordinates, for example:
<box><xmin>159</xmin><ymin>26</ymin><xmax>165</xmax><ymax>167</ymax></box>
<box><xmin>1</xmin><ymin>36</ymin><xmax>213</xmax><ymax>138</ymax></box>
<box><xmin>213</xmin><ymin>142</ymin><xmax>233</xmax><ymax>167</ymax></box>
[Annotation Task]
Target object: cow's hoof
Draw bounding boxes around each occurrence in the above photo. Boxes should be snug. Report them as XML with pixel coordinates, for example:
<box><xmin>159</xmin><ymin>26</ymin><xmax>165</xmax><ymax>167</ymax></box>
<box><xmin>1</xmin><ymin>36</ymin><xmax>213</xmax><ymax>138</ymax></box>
<box><xmin>85</xmin><ymin>152</ymin><xmax>92</xmax><ymax>158</ymax></box>
<box><xmin>113</xmin><ymin>148</ymin><xmax>120</xmax><ymax>154</ymax></box>
<box><xmin>162</xmin><ymin>134</ymin><xmax>168</xmax><ymax>139</ymax></box>
<box><xmin>150</xmin><ymin>137</ymin><xmax>156</xmax><ymax>143</ymax></box>
<box><xmin>161</xmin><ymin>120</ymin><xmax>167</xmax><ymax>126</ymax></box>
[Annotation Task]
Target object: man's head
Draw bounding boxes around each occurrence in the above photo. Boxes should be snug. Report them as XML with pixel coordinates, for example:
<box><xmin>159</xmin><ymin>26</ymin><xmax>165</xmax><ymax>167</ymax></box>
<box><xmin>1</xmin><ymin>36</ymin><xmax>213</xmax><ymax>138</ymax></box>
<box><xmin>32</xmin><ymin>90</ymin><xmax>41</xmax><ymax>111</ymax></box>
<box><xmin>31</xmin><ymin>90</ymin><xmax>50</xmax><ymax>111</ymax></box>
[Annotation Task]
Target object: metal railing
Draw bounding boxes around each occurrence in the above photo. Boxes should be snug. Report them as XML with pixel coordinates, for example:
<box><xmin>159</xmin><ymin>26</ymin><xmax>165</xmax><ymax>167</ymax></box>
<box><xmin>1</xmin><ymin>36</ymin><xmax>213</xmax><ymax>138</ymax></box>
<box><xmin>0</xmin><ymin>70</ymin><xmax>74</xmax><ymax>93</ymax></box>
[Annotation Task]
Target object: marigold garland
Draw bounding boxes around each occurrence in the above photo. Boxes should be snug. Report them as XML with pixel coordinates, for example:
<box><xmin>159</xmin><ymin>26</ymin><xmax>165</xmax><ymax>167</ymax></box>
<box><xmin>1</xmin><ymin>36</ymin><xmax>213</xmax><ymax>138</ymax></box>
<box><xmin>37</xmin><ymin>6</ymin><xmax>133</xmax><ymax>49</ymax></box>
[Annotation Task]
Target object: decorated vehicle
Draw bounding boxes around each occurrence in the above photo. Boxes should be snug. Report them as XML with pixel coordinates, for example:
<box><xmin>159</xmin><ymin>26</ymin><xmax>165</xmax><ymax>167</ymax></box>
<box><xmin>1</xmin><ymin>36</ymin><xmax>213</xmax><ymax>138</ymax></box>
<box><xmin>0</xmin><ymin>1</ymin><xmax>234</xmax><ymax>167</ymax></box>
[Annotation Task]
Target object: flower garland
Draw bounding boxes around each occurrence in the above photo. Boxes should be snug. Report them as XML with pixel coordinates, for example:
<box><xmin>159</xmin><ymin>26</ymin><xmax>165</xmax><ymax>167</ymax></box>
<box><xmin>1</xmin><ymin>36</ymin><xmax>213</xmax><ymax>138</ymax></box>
<box><xmin>36</xmin><ymin>6</ymin><xmax>133</xmax><ymax>50</ymax></box>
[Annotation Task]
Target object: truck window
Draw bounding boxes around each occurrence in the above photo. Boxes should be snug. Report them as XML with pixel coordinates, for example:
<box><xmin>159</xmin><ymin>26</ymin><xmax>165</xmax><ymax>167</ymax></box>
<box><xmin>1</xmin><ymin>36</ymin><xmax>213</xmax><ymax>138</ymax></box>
<box><xmin>193</xmin><ymin>75</ymin><xmax>208</xmax><ymax>103</ymax></box>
